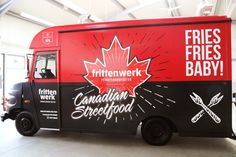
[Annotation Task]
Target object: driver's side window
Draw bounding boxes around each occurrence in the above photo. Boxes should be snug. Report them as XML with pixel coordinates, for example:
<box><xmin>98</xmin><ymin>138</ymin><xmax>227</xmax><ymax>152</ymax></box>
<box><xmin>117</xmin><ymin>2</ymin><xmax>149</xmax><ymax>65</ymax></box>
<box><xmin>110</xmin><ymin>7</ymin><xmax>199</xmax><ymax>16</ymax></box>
<box><xmin>34</xmin><ymin>54</ymin><xmax>56</xmax><ymax>79</ymax></box>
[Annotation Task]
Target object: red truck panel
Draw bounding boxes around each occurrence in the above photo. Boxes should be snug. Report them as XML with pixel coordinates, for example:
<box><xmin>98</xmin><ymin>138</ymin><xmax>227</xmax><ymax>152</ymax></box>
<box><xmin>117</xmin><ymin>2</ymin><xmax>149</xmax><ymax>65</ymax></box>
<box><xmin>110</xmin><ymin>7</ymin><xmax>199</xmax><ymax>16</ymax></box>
<box><xmin>30</xmin><ymin>16</ymin><xmax>231</xmax><ymax>84</ymax></box>
<box><xmin>58</xmin><ymin>20</ymin><xmax>231</xmax><ymax>84</ymax></box>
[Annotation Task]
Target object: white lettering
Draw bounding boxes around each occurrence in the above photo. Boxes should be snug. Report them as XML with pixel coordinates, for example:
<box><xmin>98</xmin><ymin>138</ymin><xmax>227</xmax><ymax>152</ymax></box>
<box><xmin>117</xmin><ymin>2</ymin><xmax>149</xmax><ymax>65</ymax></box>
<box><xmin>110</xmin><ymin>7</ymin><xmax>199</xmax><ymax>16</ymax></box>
<box><xmin>71</xmin><ymin>89</ymin><xmax>134</xmax><ymax>120</ymax></box>
<box><xmin>92</xmin><ymin>68</ymin><xmax>141</xmax><ymax>77</ymax></box>
<box><xmin>185</xmin><ymin>61</ymin><xmax>223</xmax><ymax>76</ymax></box>
<box><xmin>185</xmin><ymin>28</ymin><xmax>223</xmax><ymax>77</ymax></box>
<box><xmin>38</xmin><ymin>88</ymin><xmax>57</xmax><ymax>102</ymax></box>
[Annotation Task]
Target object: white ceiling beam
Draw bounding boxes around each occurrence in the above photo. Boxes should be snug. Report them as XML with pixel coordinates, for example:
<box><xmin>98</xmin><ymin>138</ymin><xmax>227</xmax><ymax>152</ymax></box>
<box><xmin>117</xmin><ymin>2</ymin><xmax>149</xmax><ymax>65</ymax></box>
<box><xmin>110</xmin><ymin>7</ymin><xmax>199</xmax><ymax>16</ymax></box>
<box><xmin>172</xmin><ymin>0</ymin><xmax>181</xmax><ymax>16</ymax></box>
<box><xmin>211</xmin><ymin>0</ymin><xmax>217</xmax><ymax>15</ymax></box>
<box><xmin>20</xmin><ymin>12</ymin><xmax>56</xmax><ymax>26</ymax></box>
<box><xmin>6</xmin><ymin>10</ymin><xmax>48</xmax><ymax>27</ymax></box>
<box><xmin>111</xmin><ymin>0</ymin><xmax>136</xmax><ymax>19</ymax></box>
<box><xmin>114</xmin><ymin>0</ymin><xmax>161</xmax><ymax>17</ymax></box>
<box><xmin>0</xmin><ymin>0</ymin><xmax>16</xmax><ymax>15</ymax></box>
<box><xmin>225</xmin><ymin>0</ymin><xmax>236</xmax><ymax>17</ymax></box>
<box><xmin>164</xmin><ymin>0</ymin><xmax>173</xmax><ymax>17</ymax></box>
<box><xmin>46</xmin><ymin>0</ymin><xmax>81</xmax><ymax>17</ymax></box>
<box><xmin>47</xmin><ymin>0</ymin><xmax>103</xmax><ymax>22</ymax></box>
<box><xmin>214</xmin><ymin>0</ymin><xmax>221</xmax><ymax>15</ymax></box>
<box><xmin>164</xmin><ymin>0</ymin><xmax>181</xmax><ymax>17</ymax></box>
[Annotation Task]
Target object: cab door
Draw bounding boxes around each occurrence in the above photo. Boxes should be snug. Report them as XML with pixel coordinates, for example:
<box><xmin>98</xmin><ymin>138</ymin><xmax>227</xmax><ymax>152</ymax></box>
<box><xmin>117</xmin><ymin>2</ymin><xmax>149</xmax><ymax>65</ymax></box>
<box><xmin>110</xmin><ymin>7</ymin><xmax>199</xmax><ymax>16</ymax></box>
<box><xmin>31</xmin><ymin>51</ymin><xmax>60</xmax><ymax>129</ymax></box>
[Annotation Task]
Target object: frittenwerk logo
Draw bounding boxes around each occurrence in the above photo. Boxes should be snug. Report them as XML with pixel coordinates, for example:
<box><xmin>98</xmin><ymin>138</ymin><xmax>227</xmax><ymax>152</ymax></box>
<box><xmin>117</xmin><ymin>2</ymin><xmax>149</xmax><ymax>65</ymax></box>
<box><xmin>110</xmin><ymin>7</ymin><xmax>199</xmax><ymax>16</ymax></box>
<box><xmin>71</xmin><ymin>36</ymin><xmax>151</xmax><ymax>121</ymax></box>
<box><xmin>84</xmin><ymin>36</ymin><xmax>151</xmax><ymax>97</ymax></box>
<box><xmin>38</xmin><ymin>88</ymin><xmax>57</xmax><ymax>103</ymax></box>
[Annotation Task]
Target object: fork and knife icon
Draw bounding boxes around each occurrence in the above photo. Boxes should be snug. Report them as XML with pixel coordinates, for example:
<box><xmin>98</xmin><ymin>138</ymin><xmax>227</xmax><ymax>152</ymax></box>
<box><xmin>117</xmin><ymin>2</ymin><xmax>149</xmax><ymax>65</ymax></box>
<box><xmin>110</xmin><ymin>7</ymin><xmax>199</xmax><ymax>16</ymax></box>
<box><xmin>190</xmin><ymin>92</ymin><xmax>224</xmax><ymax>124</ymax></box>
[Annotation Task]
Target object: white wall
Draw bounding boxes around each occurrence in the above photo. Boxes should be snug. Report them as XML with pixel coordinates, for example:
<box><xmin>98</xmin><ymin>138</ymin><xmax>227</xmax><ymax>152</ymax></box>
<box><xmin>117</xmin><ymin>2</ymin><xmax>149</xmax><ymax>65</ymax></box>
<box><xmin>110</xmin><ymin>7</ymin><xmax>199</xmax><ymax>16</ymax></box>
<box><xmin>0</xmin><ymin>14</ymin><xmax>44</xmax><ymax>101</ymax></box>
<box><xmin>0</xmin><ymin>14</ymin><xmax>44</xmax><ymax>55</ymax></box>
<box><xmin>231</xmin><ymin>24</ymin><xmax>236</xmax><ymax>134</ymax></box>
<box><xmin>233</xmin><ymin>25</ymin><xmax>236</xmax><ymax>58</ymax></box>
<box><xmin>232</xmin><ymin>24</ymin><xmax>236</xmax><ymax>93</ymax></box>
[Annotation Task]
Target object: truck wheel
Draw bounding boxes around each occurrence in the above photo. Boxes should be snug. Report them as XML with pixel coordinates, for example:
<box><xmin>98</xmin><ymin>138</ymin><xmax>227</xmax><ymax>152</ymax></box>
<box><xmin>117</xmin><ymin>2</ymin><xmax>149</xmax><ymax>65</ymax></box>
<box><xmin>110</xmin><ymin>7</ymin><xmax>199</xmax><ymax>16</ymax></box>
<box><xmin>141</xmin><ymin>118</ymin><xmax>172</xmax><ymax>145</ymax></box>
<box><xmin>15</xmin><ymin>111</ymin><xmax>39</xmax><ymax>136</ymax></box>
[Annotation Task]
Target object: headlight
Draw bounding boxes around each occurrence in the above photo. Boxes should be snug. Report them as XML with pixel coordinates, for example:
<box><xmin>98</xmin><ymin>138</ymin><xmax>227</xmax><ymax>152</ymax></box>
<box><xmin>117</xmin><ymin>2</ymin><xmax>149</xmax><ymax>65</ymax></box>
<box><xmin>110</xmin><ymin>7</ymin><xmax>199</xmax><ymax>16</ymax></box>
<box><xmin>5</xmin><ymin>93</ymin><xmax>17</xmax><ymax>110</ymax></box>
<box><xmin>5</xmin><ymin>90</ymin><xmax>18</xmax><ymax>105</ymax></box>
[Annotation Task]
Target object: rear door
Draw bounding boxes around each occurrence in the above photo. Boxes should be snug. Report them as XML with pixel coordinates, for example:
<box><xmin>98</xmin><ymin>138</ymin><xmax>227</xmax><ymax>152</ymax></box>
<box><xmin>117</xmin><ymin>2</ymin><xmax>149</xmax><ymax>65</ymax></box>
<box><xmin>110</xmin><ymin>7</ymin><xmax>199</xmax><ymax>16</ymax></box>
<box><xmin>31</xmin><ymin>51</ymin><xmax>60</xmax><ymax>129</ymax></box>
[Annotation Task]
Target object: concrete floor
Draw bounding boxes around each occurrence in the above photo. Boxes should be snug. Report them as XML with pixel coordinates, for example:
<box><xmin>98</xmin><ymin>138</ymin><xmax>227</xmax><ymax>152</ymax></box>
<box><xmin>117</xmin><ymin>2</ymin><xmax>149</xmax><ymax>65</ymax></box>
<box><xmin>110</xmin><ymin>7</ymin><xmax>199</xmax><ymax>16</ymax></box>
<box><xmin>0</xmin><ymin>120</ymin><xmax>235</xmax><ymax>157</ymax></box>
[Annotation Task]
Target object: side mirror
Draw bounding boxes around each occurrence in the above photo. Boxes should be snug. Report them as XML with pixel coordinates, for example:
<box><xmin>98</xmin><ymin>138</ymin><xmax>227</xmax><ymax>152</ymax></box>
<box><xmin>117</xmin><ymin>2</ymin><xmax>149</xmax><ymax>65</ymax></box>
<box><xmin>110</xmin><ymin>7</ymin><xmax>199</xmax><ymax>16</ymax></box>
<box><xmin>25</xmin><ymin>57</ymin><xmax>30</xmax><ymax>79</ymax></box>
<box><xmin>26</xmin><ymin>54</ymin><xmax>33</xmax><ymax>79</ymax></box>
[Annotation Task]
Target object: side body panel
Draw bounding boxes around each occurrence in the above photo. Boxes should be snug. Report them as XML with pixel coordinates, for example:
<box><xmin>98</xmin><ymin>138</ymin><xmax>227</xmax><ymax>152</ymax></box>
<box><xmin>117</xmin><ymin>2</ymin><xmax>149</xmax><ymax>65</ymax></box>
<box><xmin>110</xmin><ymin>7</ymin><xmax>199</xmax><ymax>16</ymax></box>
<box><xmin>57</xmin><ymin>20</ymin><xmax>232</xmax><ymax>136</ymax></box>
<box><xmin>28</xmin><ymin>17</ymin><xmax>232</xmax><ymax>137</ymax></box>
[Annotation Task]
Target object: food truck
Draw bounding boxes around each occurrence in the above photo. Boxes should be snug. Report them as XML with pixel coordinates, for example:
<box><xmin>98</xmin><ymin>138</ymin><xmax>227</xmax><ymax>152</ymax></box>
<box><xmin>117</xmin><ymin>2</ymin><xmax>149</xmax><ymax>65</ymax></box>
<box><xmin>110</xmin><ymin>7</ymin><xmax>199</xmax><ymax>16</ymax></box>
<box><xmin>1</xmin><ymin>16</ymin><xmax>234</xmax><ymax>145</ymax></box>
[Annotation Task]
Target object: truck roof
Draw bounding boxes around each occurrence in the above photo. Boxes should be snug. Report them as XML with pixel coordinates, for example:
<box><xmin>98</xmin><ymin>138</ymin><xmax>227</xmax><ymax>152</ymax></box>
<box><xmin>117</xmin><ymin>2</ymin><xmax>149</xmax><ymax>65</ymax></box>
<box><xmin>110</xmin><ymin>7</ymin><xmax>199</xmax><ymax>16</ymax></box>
<box><xmin>30</xmin><ymin>16</ymin><xmax>231</xmax><ymax>49</ymax></box>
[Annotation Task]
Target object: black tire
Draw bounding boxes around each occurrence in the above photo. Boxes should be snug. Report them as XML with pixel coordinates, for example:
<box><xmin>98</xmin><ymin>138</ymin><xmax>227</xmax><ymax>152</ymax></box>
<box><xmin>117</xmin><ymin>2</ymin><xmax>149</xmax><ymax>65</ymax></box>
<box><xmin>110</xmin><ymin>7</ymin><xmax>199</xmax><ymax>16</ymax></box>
<box><xmin>141</xmin><ymin>118</ymin><xmax>172</xmax><ymax>145</ymax></box>
<box><xmin>15</xmin><ymin>111</ymin><xmax>39</xmax><ymax>136</ymax></box>
<box><xmin>230</xmin><ymin>136</ymin><xmax>236</xmax><ymax>140</ymax></box>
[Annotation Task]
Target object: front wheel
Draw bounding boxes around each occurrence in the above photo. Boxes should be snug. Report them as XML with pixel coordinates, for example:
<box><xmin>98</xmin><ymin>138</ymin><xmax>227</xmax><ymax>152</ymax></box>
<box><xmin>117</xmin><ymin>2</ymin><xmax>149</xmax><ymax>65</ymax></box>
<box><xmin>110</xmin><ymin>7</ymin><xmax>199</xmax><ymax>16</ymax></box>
<box><xmin>141</xmin><ymin>118</ymin><xmax>172</xmax><ymax>145</ymax></box>
<box><xmin>15</xmin><ymin>111</ymin><xmax>39</xmax><ymax>136</ymax></box>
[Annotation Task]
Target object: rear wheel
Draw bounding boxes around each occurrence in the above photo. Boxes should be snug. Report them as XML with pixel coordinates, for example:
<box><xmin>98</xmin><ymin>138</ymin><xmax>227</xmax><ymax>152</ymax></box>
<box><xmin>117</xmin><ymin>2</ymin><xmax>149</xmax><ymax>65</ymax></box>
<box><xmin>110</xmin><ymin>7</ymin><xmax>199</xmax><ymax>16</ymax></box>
<box><xmin>15</xmin><ymin>111</ymin><xmax>39</xmax><ymax>136</ymax></box>
<box><xmin>141</xmin><ymin>118</ymin><xmax>172</xmax><ymax>145</ymax></box>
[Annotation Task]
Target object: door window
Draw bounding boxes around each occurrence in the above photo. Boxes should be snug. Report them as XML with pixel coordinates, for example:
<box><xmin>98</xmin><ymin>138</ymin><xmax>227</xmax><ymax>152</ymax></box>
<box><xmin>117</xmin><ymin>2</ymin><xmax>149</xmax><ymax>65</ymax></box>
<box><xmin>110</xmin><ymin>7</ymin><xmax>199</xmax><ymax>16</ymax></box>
<box><xmin>34</xmin><ymin>54</ymin><xmax>56</xmax><ymax>79</ymax></box>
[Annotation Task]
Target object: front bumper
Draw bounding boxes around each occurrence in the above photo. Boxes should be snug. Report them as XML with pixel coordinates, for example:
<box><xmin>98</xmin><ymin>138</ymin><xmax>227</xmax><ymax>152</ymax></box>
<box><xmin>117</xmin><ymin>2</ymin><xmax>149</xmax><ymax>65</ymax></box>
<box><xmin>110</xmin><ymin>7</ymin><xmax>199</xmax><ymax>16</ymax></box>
<box><xmin>1</xmin><ymin>113</ymin><xmax>10</xmax><ymax>122</ymax></box>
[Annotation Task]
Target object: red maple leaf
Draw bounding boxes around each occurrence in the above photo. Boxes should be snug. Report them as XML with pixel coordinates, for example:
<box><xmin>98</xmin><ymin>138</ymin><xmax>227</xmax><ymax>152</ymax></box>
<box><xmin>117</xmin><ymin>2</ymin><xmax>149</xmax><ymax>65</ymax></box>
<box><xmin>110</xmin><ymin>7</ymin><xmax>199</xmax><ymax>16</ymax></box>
<box><xmin>84</xmin><ymin>36</ymin><xmax>151</xmax><ymax>97</ymax></box>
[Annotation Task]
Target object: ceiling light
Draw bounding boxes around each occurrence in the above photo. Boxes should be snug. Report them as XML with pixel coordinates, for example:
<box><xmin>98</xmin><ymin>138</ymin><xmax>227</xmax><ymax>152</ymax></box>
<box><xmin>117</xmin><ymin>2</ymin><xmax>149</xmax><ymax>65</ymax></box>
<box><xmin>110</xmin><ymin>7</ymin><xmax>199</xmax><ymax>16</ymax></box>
<box><xmin>20</xmin><ymin>12</ymin><xmax>56</xmax><ymax>27</ymax></box>
<box><xmin>137</xmin><ymin>0</ymin><xmax>160</xmax><ymax>5</ymax></box>
<box><xmin>60</xmin><ymin>0</ymin><xmax>87</xmax><ymax>14</ymax></box>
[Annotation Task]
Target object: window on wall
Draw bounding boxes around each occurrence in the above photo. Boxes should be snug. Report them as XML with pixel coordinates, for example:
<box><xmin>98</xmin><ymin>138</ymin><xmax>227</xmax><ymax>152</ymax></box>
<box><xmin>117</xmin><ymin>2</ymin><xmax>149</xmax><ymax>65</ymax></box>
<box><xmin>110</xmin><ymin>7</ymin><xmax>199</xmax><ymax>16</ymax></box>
<box><xmin>233</xmin><ymin>60</ymin><xmax>236</xmax><ymax>93</ymax></box>
<box><xmin>0</xmin><ymin>54</ymin><xmax>26</xmax><ymax>105</ymax></box>
<box><xmin>0</xmin><ymin>54</ymin><xmax>3</xmax><ymax>90</ymax></box>
<box><xmin>6</xmin><ymin>55</ymin><xmax>25</xmax><ymax>69</ymax></box>
<box><xmin>0</xmin><ymin>54</ymin><xmax>3</xmax><ymax>99</ymax></box>
<box><xmin>34</xmin><ymin>54</ymin><xmax>56</xmax><ymax>79</ymax></box>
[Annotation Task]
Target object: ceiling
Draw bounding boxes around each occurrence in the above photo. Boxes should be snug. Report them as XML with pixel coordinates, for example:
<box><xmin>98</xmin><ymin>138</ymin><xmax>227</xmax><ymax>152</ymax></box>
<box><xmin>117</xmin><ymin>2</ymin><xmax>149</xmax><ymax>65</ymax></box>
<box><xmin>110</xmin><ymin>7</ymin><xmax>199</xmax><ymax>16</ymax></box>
<box><xmin>1</xmin><ymin>0</ymin><xmax>236</xmax><ymax>27</ymax></box>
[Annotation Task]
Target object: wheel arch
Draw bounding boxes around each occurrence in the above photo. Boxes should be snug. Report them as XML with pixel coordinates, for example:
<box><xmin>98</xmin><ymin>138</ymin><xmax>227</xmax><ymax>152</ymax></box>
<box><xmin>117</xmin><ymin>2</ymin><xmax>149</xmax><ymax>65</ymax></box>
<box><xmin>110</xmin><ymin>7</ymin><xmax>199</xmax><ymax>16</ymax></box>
<box><xmin>8</xmin><ymin>108</ymin><xmax>24</xmax><ymax>120</ymax></box>
<box><xmin>140</xmin><ymin>116</ymin><xmax>178</xmax><ymax>132</ymax></box>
